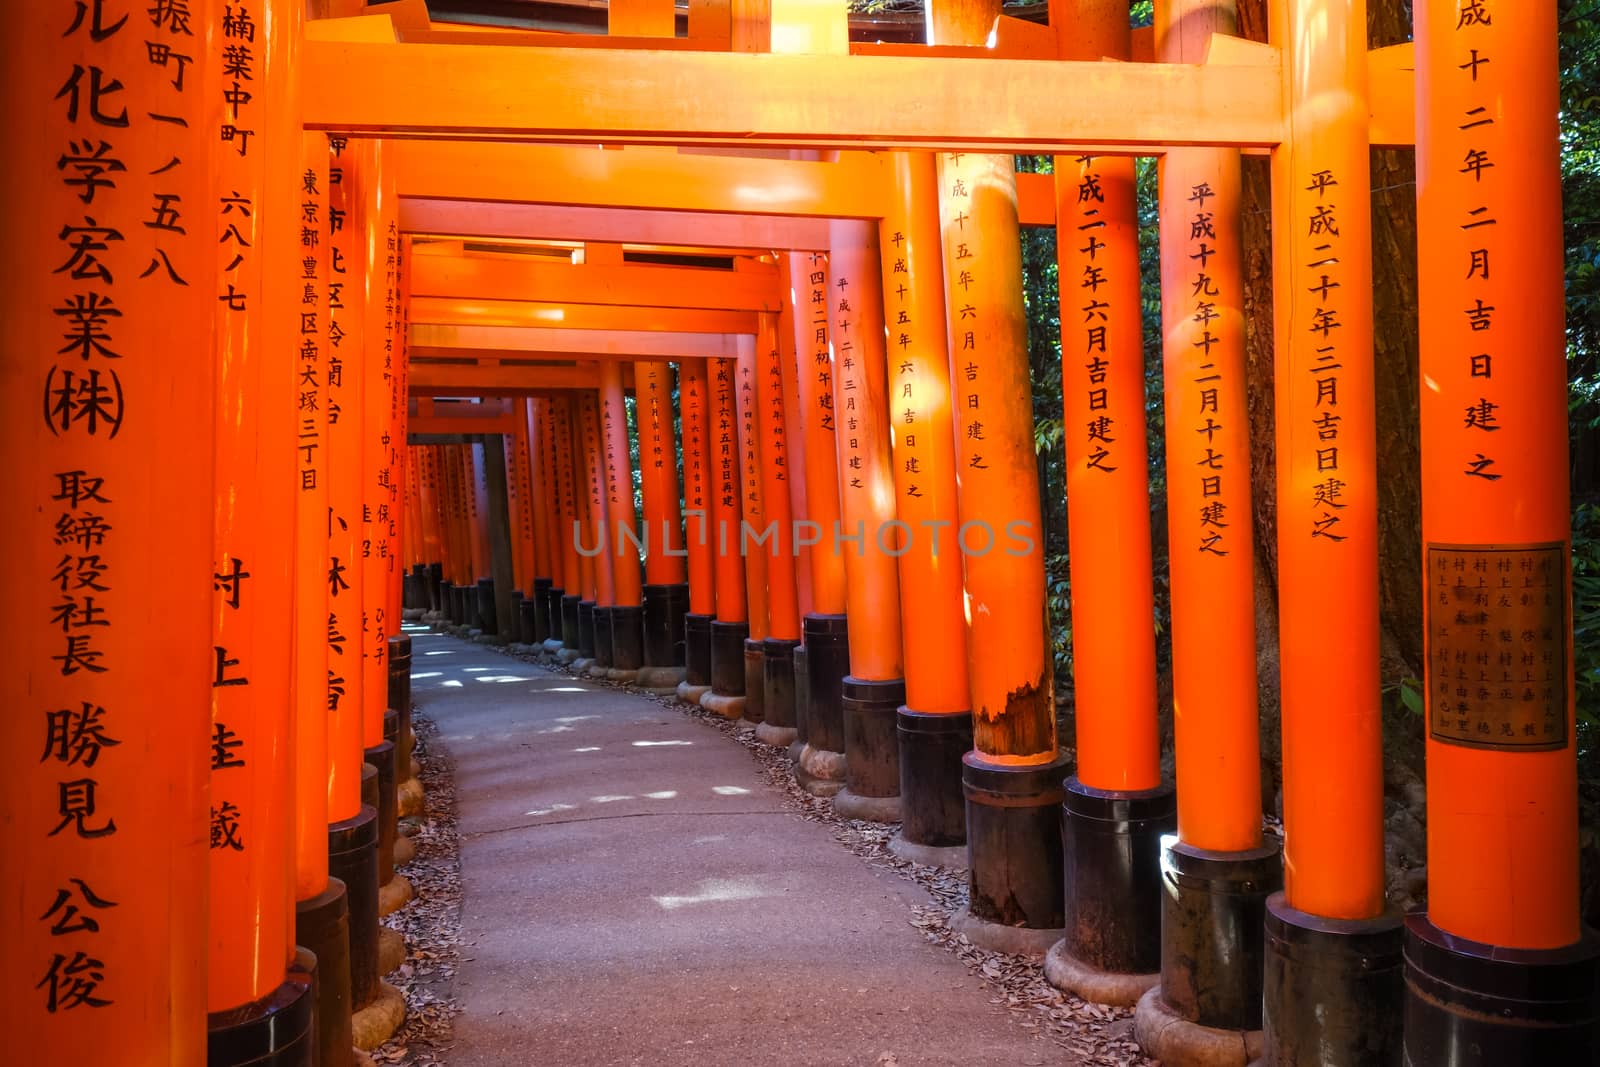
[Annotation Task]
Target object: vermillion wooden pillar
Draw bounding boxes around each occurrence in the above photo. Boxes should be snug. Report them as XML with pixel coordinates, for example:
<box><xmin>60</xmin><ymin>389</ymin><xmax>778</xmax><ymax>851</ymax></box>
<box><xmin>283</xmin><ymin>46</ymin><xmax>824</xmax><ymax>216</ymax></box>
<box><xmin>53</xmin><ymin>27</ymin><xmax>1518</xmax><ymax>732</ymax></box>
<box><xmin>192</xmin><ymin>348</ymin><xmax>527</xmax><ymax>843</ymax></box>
<box><xmin>705</xmin><ymin>356</ymin><xmax>750</xmax><ymax>713</ymax></box>
<box><xmin>577</xmin><ymin>393</ymin><xmax>612</xmax><ymax>664</ymax></box>
<box><xmin>481</xmin><ymin>432</ymin><xmax>519</xmax><ymax>644</ymax></box>
<box><xmin>352</xmin><ymin>143</ymin><xmax>406</xmax><ymax>952</ymax></box>
<box><xmin>439</xmin><ymin>444</ymin><xmax>465</xmax><ymax>622</ymax></box>
<box><xmin>323</xmin><ymin>136</ymin><xmax>383</xmax><ymax>1024</ymax></box>
<box><xmin>2</xmin><ymin>4</ymin><xmax>219</xmax><ymax>1059</ymax></box>
<box><xmin>877</xmin><ymin>152</ymin><xmax>973</xmax><ymax>863</ymax></box>
<box><xmin>1137</xmin><ymin>0</ymin><xmax>1281</xmax><ymax>1051</ymax></box>
<box><xmin>601</xmin><ymin>362</ymin><xmax>645</xmax><ymax>676</ymax></box>
<box><xmin>468</xmin><ymin>439</ymin><xmax>495</xmax><ymax>629</ymax></box>
<box><xmin>736</xmin><ymin>334</ymin><xmax>771</xmax><ymax>726</ymax></box>
<box><xmin>1404</xmin><ymin>3</ymin><xmax>1600</xmax><ymax>1061</ymax></box>
<box><xmin>1256</xmin><ymin>1</ymin><xmax>1404</xmax><ymax>1061</ymax></box>
<box><xmin>775</xmin><ymin>260</ymin><xmax>814</xmax><ymax>622</ymax></box>
<box><xmin>291</xmin><ymin>131</ymin><xmax>353</xmax><ymax>1067</ymax></box>
<box><xmin>384</xmin><ymin>236</ymin><xmax>409</xmax><ymax>639</ymax></box>
<box><xmin>826</xmin><ymin>219</ymin><xmax>907</xmax><ymax>824</ymax></box>
<box><xmin>505</xmin><ymin>406</ymin><xmax>533</xmax><ymax>639</ymax></box>
<box><xmin>755</xmin><ymin>310</ymin><xmax>804</xmax><ymax>745</ymax></box>
<box><xmin>679</xmin><ymin>360</ymin><xmax>719</xmax><ymax>693</ymax></box>
<box><xmin>204</xmin><ymin>2</ymin><xmax>309</xmax><ymax>1059</ymax></box>
<box><xmin>790</xmin><ymin>251</ymin><xmax>852</xmax><ymax>792</ymax></box>
<box><xmin>1044</xmin><ymin>0</ymin><xmax>1173</xmax><ymax>1006</ymax></box>
<box><xmin>930</xmin><ymin>0</ymin><xmax>1066</xmax><ymax>950</ymax></box>
<box><xmin>524</xmin><ymin>399</ymin><xmax>554</xmax><ymax>644</ymax></box>
<box><xmin>552</xmin><ymin>398</ymin><xmax>584</xmax><ymax>651</ymax></box>
<box><xmin>636</xmin><ymin>361</ymin><xmax>690</xmax><ymax>678</ymax></box>
<box><xmin>417</xmin><ymin>445</ymin><xmax>444</xmax><ymax>613</ymax></box>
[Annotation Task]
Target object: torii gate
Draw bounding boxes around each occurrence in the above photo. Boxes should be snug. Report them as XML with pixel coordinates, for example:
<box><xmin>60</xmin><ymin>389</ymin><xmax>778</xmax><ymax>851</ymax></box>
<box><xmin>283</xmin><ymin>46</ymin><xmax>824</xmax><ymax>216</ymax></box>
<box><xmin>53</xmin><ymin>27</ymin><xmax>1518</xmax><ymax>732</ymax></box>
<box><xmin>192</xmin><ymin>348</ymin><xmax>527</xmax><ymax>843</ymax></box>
<box><xmin>3</xmin><ymin>2</ymin><xmax>1588</xmax><ymax>1066</ymax></box>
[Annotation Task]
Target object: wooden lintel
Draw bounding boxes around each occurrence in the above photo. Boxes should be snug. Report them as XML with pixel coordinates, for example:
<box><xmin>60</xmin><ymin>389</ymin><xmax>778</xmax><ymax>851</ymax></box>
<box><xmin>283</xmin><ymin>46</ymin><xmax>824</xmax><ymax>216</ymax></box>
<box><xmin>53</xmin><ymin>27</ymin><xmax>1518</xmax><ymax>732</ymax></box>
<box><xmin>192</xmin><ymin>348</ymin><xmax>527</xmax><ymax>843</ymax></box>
<box><xmin>411</xmin><ymin>324</ymin><xmax>742</xmax><ymax>358</ymax></box>
<box><xmin>409</xmin><ymin>296</ymin><xmax>758</xmax><ymax>334</ymax></box>
<box><xmin>409</xmin><ymin>254</ymin><xmax>784</xmax><ymax>312</ymax></box>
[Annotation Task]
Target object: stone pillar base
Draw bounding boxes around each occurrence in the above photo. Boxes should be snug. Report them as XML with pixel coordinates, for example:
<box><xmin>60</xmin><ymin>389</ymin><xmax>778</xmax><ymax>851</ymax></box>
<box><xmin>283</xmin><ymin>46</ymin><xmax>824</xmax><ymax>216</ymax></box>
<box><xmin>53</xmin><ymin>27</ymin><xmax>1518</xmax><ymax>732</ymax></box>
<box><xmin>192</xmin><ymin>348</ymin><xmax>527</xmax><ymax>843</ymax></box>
<box><xmin>831</xmin><ymin>787</ymin><xmax>902</xmax><ymax>824</ymax></box>
<box><xmin>887</xmin><ymin>832</ymin><xmax>968</xmax><ymax>870</ymax></box>
<box><xmin>377</xmin><ymin>927</ymin><xmax>407</xmax><ymax>976</ymax></box>
<box><xmin>1045</xmin><ymin>939</ymin><xmax>1159</xmax><ymax>1008</ymax></box>
<box><xmin>397</xmin><ymin>777</ymin><xmax>423</xmax><ymax>818</ymax></box>
<box><xmin>377</xmin><ymin>873</ymin><xmax>413</xmax><ymax>917</ymax></box>
<box><xmin>351</xmin><ymin>981</ymin><xmax>405</xmax><ymax>1052</ymax></box>
<box><xmin>1135</xmin><ymin>986</ymin><xmax>1263</xmax><ymax>1067</ymax></box>
<box><xmin>636</xmin><ymin>665</ymin><xmax>687</xmax><ymax>690</ymax></box>
<box><xmin>948</xmin><ymin>905</ymin><xmax>1064</xmax><ymax>957</ymax></box>
<box><xmin>393</xmin><ymin>834</ymin><xmax>416</xmax><ymax>866</ymax></box>
<box><xmin>700</xmin><ymin>690</ymin><xmax>746</xmax><ymax>719</ymax></box>
<box><xmin>797</xmin><ymin>742</ymin><xmax>846</xmax><ymax>797</ymax></box>
<box><xmin>677</xmin><ymin>680</ymin><xmax>713</xmax><ymax>705</ymax></box>
<box><xmin>606</xmin><ymin>668</ymin><xmax>640</xmax><ymax>684</ymax></box>
<box><xmin>754</xmin><ymin>721</ymin><xmax>798</xmax><ymax>748</ymax></box>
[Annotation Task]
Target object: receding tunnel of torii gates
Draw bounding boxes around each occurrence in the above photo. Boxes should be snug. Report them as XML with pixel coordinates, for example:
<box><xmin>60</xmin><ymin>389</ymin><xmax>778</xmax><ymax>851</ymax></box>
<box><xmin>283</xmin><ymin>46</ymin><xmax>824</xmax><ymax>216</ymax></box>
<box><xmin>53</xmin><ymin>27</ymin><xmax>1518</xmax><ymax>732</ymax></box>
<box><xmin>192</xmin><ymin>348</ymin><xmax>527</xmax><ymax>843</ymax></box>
<box><xmin>4</xmin><ymin>1</ymin><xmax>1594</xmax><ymax>1065</ymax></box>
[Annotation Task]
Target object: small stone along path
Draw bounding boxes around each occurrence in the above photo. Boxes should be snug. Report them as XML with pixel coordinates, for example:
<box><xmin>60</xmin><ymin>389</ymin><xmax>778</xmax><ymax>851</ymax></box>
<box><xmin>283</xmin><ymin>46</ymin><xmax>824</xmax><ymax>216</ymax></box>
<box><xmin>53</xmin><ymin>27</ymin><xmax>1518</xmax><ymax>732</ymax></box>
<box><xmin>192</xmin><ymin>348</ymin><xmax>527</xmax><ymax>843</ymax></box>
<box><xmin>376</xmin><ymin>626</ymin><xmax>1151</xmax><ymax>1067</ymax></box>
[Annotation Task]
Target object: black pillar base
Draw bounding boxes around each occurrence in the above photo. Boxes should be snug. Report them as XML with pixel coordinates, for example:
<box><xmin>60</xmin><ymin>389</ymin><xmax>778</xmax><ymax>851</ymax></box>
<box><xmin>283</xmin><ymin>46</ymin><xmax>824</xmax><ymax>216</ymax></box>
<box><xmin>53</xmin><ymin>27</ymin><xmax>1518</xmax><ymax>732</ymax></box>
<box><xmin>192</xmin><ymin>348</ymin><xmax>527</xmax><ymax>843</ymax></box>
<box><xmin>518</xmin><ymin>593</ymin><xmax>536</xmax><ymax>645</ymax></box>
<box><xmin>743</xmin><ymin>638</ymin><xmax>766</xmax><ymax>723</ymax></box>
<box><xmin>387</xmin><ymin>634</ymin><xmax>413</xmax><ymax>772</ymax></box>
<box><xmin>328</xmin><ymin>806</ymin><xmax>380</xmax><ymax>1009</ymax></box>
<box><xmin>295</xmin><ymin>878</ymin><xmax>354</xmax><ymax>1067</ymax></box>
<box><xmin>762</xmin><ymin>638</ymin><xmax>800</xmax><ymax>732</ymax></box>
<box><xmin>896</xmin><ymin>708</ymin><xmax>972</xmax><ymax>848</ymax></box>
<box><xmin>532</xmin><ymin>577</ymin><xmax>553</xmax><ymax>643</ymax></box>
<box><xmin>612</xmin><ymin>604</ymin><xmax>644</xmax><ymax>671</ymax></box>
<box><xmin>207</xmin><ymin>948</ymin><xmax>316</xmax><ymax>1067</ymax></box>
<box><xmin>842</xmin><ymin>676</ymin><xmax>906</xmax><ymax>800</ymax></box>
<box><xmin>509</xmin><ymin>590</ymin><xmax>525</xmax><ymax>641</ymax></box>
<box><xmin>793</xmin><ymin>644</ymin><xmax>811</xmax><ymax>751</ymax></box>
<box><xmin>684</xmin><ymin>613</ymin><xmax>714</xmax><ymax>686</ymax></box>
<box><xmin>560</xmin><ymin>594</ymin><xmax>581</xmax><ymax>649</ymax></box>
<box><xmin>1061</xmin><ymin>778</ymin><xmax>1175</xmax><ymax>977</ymax></box>
<box><xmin>710</xmin><ymin>620</ymin><xmax>749</xmax><ymax>695</ymax></box>
<box><xmin>426</xmin><ymin>562</ymin><xmax>443</xmax><ymax>613</ymax></box>
<box><xmin>1261</xmin><ymin>893</ymin><xmax>1402</xmax><ymax>1066</ymax></box>
<box><xmin>802</xmin><ymin>614</ymin><xmax>849</xmax><ymax>755</ymax></box>
<box><xmin>402</xmin><ymin>569</ymin><xmax>419</xmax><ymax>611</ymax></box>
<box><xmin>453</xmin><ymin>583</ymin><xmax>470</xmax><ymax>626</ymax></box>
<box><xmin>475</xmin><ymin>577</ymin><xmax>497</xmax><ymax>634</ymax></box>
<box><xmin>593</xmin><ymin>605</ymin><xmax>615</xmax><ymax>667</ymax></box>
<box><xmin>578</xmin><ymin>599</ymin><xmax>597</xmax><ymax>658</ymax></box>
<box><xmin>365</xmin><ymin>718</ymin><xmax>399</xmax><ymax>886</ymax></box>
<box><xmin>1403</xmin><ymin>912</ymin><xmax>1600</xmax><ymax>1067</ymax></box>
<box><xmin>438</xmin><ymin>580</ymin><xmax>455</xmax><ymax>623</ymax></box>
<box><xmin>1156</xmin><ymin>836</ymin><xmax>1283</xmax><ymax>1031</ymax></box>
<box><xmin>963</xmin><ymin>751</ymin><xmax>1073</xmax><ymax>929</ymax></box>
<box><xmin>643</xmin><ymin>583</ymin><xmax>690</xmax><ymax>667</ymax></box>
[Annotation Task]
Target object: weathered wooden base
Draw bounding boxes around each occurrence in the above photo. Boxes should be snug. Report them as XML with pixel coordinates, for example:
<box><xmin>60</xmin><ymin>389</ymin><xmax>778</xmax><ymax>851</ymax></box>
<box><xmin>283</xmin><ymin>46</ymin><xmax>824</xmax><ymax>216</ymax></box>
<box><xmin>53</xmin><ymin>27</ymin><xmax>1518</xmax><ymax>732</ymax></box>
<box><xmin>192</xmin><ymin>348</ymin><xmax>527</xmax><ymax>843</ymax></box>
<box><xmin>684</xmin><ymin>612</ymin><xmax>714</xmax><ymax>687</ymax></box>
<box><xmin>801</xmin><ymin>614</ymin><xmax>848</xmax><ymax>756</ymax></box>
<box><xmin>841</xmin><ymin>675</ymin><xmax>905</xmax><ymax>815</ymax></box>
<box><xmin>475</xmin><ymin>577</ymin><xmax>498</xmax><ymax>635</ymax></box>
<box><xmin>709</xmin><ymin>620</ymin><xmax>748</xmax><ymax>696</ymax></box>
<box><xmin>560</xmin><ymin>594</ymin><xmax>581</xmax><ymax>649</ymax></box>
<box><xmin>896</xmin><ymin>708</ymin><xmax>971</xmax><ymax>852</ymax></box>
<box><xmin>532</xmin><ymin>577</ymin><xmax>554</xmax><ymax>643</ymax></box>
<box><xmin>763</xmin><ymin>637</ymin><xmax>800</xmax><ymax>737</ymax></box>
<box><xmin>1402</xmin><ymin>912</ymin><xmax>1600</xmax><ymax>1067</ymax></box>
<box><xmin>328</xmin><ymin>807</ymin><xmax>380</xmax><ymax>1009</ymax></box>
<box><xmin>963</xmin><ymin>751</ymin><xmax>1072</xmax><ymax>933</ymax></box>
<box><xmin>611</xmin><ymin>604</ymin><xmax>645</xmax><ymax>671</ymax></box>
<box><xmin>592</xmin><ymin>605</ymin><xmax>614</xmax><ymax>668</ymax></box>
<box><xmin>296</xmin><ymin>881</ymin><xmax>354</xmax><ymax>1067</ymax></box>
<box><xmin>207</xmin><ymin>947</ymin><xmax>316</xmax><ymax>1067</ymax></box>
<box><xmin>742</xmin><ymin>639</ymin><xmax>766</xmax><ymax>724</ymax></box>
<box><xmin>642</xmin><ymin>582</ymin><xmax>689</xmax><ymax>667</ymax></box>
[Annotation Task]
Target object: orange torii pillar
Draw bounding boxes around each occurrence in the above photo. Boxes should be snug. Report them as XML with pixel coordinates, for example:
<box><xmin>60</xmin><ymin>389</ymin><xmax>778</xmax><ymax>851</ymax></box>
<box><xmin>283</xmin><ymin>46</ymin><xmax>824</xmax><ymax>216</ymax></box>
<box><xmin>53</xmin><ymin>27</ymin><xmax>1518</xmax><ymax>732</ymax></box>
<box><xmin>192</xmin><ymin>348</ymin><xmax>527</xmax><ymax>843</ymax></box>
<box><xmin>734</xmin><ymin>335</ymin><xmax>772</xmax><ymax>726</ymax></box>
<box><xmin>552</xmin><ymin>399</ymin><xmax>584</xmax><ymax>654</ymax></box>
<box><xmin>877</xmin><ymin>153</ymin><xmax>973</xmax><ymax>864</ymax></box>
<box><xmin>416</xmin><ymin>445</ymin><xmax>445</xmax><ymax>614</ymax></box>
<box><xmin>1042</xmin><ymin>0</ymin><xmax>1174</xmax><ymax>1008</ymax></box>
<box><xmin>635</xmin><ymin>361</ymin><xmax>692</xmax><ymax>685</ymax></box>
<box><xmin>825</xmin><ymin>220</ymin><xmax>908</xmax><ymax>824</ymax></box>
<box><xmin>292</xmin><ymin>132</ymin><xmax>356</xmax><ymax>1067</ymax></box>
<box><xmin>577</xmin><ymin>392</ymin><xmax>613</xmax><ymax>667</ymax></box>
<box><xmin>791</xmin><ymin>252</ymin><xmax>853</xmax><ymax>794</ymax></box>
<box><xmin>538</xmin><ymin>399</ymin><xmax>571</xmax><ymax>651</ymax></box>
<box><xmin>601</xmin><ymin>361</ymin><xmax>647</xmax><ymax>680</ymax></box>
<box><xmin>524</xmin><ymin>399</ymin><xmax>555</xmax><ymax>645</ymax></box>
<box><xmin>442</xmin><ymin>442</ymin><xmax>469</xmax><ymax>625</ymax></box>
<box><xmin>678</xmin><ymin>360</ymin><xmax>720</xmax><ymax>700</ymax></box>
<box><xmin>384</xmin><ymin>233</ymin><xmax>411</xmax><ymax>722</ymax></box>
<box><xmin>435</xmin><ymin>444</ymin><xmax>458</xmax><ymax>621</ymax></box>
<box><xmin>2</xmin><ymin>7</ymin><xmax>220</xmax><ymax>1060</ymax></box>
<box><xmin>1257</xmin><ymin>0</ymin><xmax>1403</xmax><ymax>1062</ymax></box>
<box><xmin>704</xmin><ymin>356</ymin><xmax>751</xmax><ymax>715</ymax></box>
<box><xmin>1404</xmin><ymin>3</ymin><xmax>1600</xmax><ymax>1061</ymax></box>
<box><xmin>928</xmin><ymin>0</ymin><xmax>1067</xmax><ymax>953</ymax></box>
<box><xmin>353</xmin><ymin>143</ymin><xmax>411</xmax><ymax>946</ymax></box>
<box><xmin>504</xmin><ymin>403</ymin><xmax>534</xmax><ymax>642</ymax></box>
<box><xmin>324</xmin><ymin>135</ymin><xmax>386</xmax><ymax>1032</ymax></box>
<box><xmin>468</xmin><ymin>438</ymin><xmax>497</xmax><ymax>634</ymax></box>
<box><xmin>776</xmin><ymin>256</ymin><xmax>816</xmax><ymax>762</ymax></box>
<box><xmin>1135</xmin><ymin>0</ymin><xmax>1281</xmax><ymax>1053</ymax></box>
<box><xmin>202</xmin><ymin>2</ymin><xmax>318</xmax><ymax>1061</ymax></box>
<box><xmin>754</xmin><ymin>309</ymin><xmax>805</xmax><ymax>748</ymax></box>
<box><xmin>402</xmin><ymin>448</ymin><xmax>423</xmax><ymax>609</ymax></box>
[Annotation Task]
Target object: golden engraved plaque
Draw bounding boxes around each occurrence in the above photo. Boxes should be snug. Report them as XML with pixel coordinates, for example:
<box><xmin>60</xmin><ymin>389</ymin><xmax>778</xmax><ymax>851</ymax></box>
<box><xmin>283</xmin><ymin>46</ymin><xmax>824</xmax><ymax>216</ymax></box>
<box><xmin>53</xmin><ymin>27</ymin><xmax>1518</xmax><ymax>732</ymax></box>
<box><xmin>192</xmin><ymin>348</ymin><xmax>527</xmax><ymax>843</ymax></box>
<box><xmin>1426</xmin><ymin>542</ymin><xmax>1570</xmax><ymax>751</ymax></box>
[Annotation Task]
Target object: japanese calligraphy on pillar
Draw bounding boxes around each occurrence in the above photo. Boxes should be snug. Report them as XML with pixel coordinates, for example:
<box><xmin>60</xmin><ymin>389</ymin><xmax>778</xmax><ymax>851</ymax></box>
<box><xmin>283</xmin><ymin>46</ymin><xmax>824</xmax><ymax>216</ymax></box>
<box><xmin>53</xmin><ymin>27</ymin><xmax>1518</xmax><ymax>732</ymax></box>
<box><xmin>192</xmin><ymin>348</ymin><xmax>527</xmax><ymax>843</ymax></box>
<box><xmin>1298</xmin><ymin>166</ymin><xmax>1354</xmax><ymax>544</ymax></box>
<box><xmin>1181</xmin><ymin>179</ymin><xmax>1234</xmax><ymax>556</ymax></box>
<box><xmin>830</xmin><ymin>270</ymin><xmax>865</xmax><ymax>493</ymax></box>
<box><xmin>297</xmin><ymin>151</ymin><xmax>326</xmax><ymax>497</ymax></box>
<box><xmin>1065</xmin><ymin>158</ymin><xmax>1122</xmax><ymax>477</ymax></box>
<box><xmin>738</xmin><ymin>353</ymin><xmax>763</xmax><ymax>519</ymax></box>
<box><xmin>884</xmin><ymin>227</ymin><xmax>930</xmax><ymax>501</ymax></box>
<box><xmin>324</xmin><ymin>134</ymin><xmax>361</xmax><ymax>722</ymax></box>
<box><xmin>1427</xmin><ymin>544</ymin><xmax>1566</xmax><ymax>748</ymax></box>
<box><xmin>807</xmin><ymin>255</ymin><xmax>835</xmax><ymax>434</ymax></box>
<box><xmin>715</xmin><ymin>360</ymin><xmax>737</xmax><ymax>526</ymax></box>
<box><xmin>25</xmin><ymin>0</ymin><xmax>215</xmax><ymax>1029</ymax></box>
<box><xmin>681</xmin><ymin>366</ymin><xmax>708</xmax><ymax>546</ymax></box>
<box><xmin>602</xmin><ymin>384</ymin><xmax>623</xmax><ymax>509</ymax></box>
<box><xmin>940</xmin><ymin>155</ymin><xmax>993</xmax><ymax>486</ymax></box>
